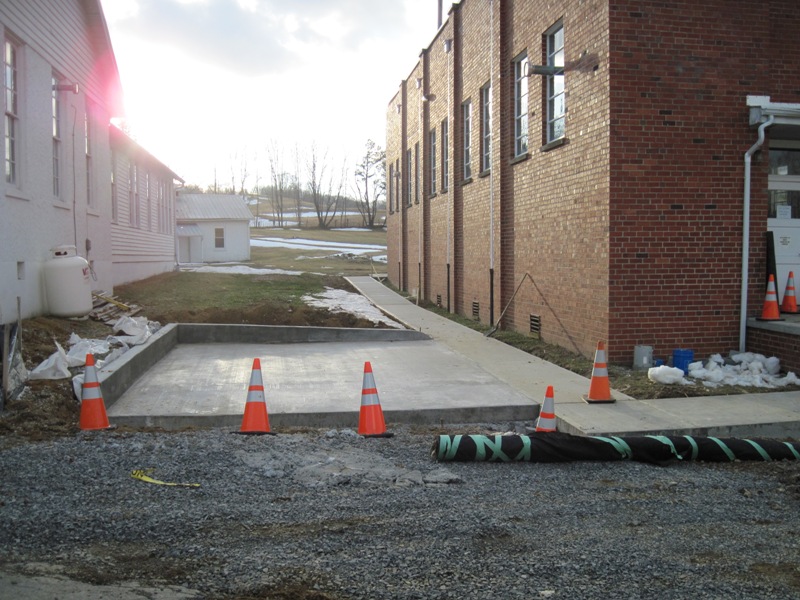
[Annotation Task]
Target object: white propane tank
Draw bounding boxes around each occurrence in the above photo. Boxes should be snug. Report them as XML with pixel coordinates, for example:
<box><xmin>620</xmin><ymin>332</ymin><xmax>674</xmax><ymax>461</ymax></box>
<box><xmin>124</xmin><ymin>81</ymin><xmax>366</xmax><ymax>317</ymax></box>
<box><xmin>43</xmin><ymin>245</ymin><xmax>93</xmax><ymax>317</ymax></box>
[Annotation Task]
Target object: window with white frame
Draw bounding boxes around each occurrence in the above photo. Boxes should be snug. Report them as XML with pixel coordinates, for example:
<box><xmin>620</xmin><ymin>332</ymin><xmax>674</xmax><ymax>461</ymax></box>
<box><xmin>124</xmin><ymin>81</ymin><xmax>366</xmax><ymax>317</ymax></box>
<box><xmin>429</xmin><ymin>128</ymin><xmax>436</xmax><ymax>194</ymax></box>
<box><xmin>111</xmin><ymin>150</ymin><xmax>118</xmax><ymax>222</ymax></box>
<box><xmin>52</xmin><ymin>75</ymin><xmax>62</xmax><ymax>198</ymax></box>
<box><xmin>214</xmin><ymin>227</ymin><xmax>225</xmax><ymax>249</ymax></box>
<box><xmin>546</xmin><ymin>23</ymin><xmax>565</xmax><ymax>142</ymax></box>
<box><xmin>441</xmin><ymin>118</ymin><xmax>448</xmax><ymax>192</ymax></box>
<box><xmin>514</xmin><ymin>52</ymin><xmax>529</xmax><ymax>156</ymax></box>
<box><xmin>768</xmin><ymin>147</ymin><xmax>800</xmax><ymax>219</ymax></box>
<box><xmin>85</xmin><ymin>109</ymin><xmax>94</xmax><ymax>207</ymax></box>
<box><xmin>462</xmin><ymin>100</ymin><xmax>472</xmax><ymax>180</ymax></box>
<box><xmin>4</xmin><ymin>38</ymin><xmax>19</xmax><ymax>185</ymax></box>
<box><xmin>159</xmin><ymin>180</ymin><xmax>170</xmax><ymax>233</ymax></box>
<box><xmin>145</xmin><ymin>172</ymin><xmax>152</xmax><ymax>230</ymax></box>
<box><xmin>129</xmin><ymin>163</ymin><xmax>139</xmax><ymax>227</ymax></box>
<box><xmin>395</xmin><ymin>158</ymin><xmax>400</xmax><ymax>209</ymax></box>
<box><xmin>481</xmin><ymin>82</ymin><xmax>491</xmax><ymax>172</ymax></box>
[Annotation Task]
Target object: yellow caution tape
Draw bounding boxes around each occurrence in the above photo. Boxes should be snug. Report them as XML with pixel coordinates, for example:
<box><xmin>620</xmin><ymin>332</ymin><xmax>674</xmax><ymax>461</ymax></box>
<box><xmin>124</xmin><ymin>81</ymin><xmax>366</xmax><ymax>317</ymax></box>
<box><xmin>130</xmin><ymin>469</ymin><xmax>200</xmax><ymax>488</ymax></box>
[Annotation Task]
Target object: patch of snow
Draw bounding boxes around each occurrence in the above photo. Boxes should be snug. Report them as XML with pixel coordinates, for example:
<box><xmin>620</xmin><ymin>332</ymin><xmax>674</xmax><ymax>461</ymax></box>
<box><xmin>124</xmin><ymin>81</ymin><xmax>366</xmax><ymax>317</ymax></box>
<box><xmin>647</xmin><ymin>365</ymin><xmax>693</xmax><ymax>385</ymax></box>
<box><xmin>251</xmin><ymin>237</ymin><xmax>386</xmax><ymax>255</ymax></box>
<box><xmin>302</xmin><ymin>287</ymin><xmax>404</xmax><ymax>329</ymax></box>
<box><xmin>687</xmin><ymin>353</ymin><xmax>799</xmax><ymax>388</ymax></box>
<box><xmin>648</xmin><ymin>352</ymin><xmax>799</xmax><ymax>389</ymax></box>
<box><xmin>186</xmin><ymin>265</ymin><xmax>306</xmax><ymax>276</ymax></box>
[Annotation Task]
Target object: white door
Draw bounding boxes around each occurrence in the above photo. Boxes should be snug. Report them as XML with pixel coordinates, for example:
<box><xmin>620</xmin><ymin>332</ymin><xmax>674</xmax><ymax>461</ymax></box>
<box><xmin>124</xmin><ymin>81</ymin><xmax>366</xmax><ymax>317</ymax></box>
<box><xmin>767</xmin><ymin>146</ymin><xmax>800</xmax><ymax>303</ymax></box>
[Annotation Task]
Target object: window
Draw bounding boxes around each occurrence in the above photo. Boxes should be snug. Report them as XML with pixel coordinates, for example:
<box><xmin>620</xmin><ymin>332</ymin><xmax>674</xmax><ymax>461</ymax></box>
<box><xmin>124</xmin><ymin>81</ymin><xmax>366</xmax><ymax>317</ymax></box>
<box><xmin>481</xmin><ymin>83</ymin><xmax>492</xmax><ymax>172</ymax></box>
<box><xmin>85</xmin><ymin>110</ymin><xmax>93</xmax><ymax>207</ymax></box>
<box><xmin>441</xmin><ymin>118</ymin><xmax>448</xmax><ymax>192</ymax></box>
<box><xmin>214</xmin><ymin>227</ymin><xmax>225</xmax><ymax>249</ymax></box>
<box><xmin>414</xmin><ymin>142</ymin><xmax>419</xmax><ymax>203</ymax></box>
<box><xmin>768</xmin><ymin>148</ymin><xmax>800</xmax><ymax>219</ymax></box>
<box><xmin>129</xmin><ymin>163</ymin><xmax>139</xmax><ymax>227</ymax></box>
<box><xmin>406</xmin><ymin>149</ymin><xmax>412</xmax><ymax>206</ymax></box>
<box><xmin>51</xmin><ymin>76</ymin><xmax>62</xmax><ymax>198</ymax></box>
<box><xmin>429</xmin><ymin>128</ymin><xmax>437</xmax><ymax>193</ymax></box>
<box><xmin>388</xmin><ymin>163</ymin><xmax>394</xmax><ymax>212</ymax></box>
<box><xmin>4</xmin><ymin>38</ymin><xmax>19</xmax><ymax>185</ymax></box>
<box><xmin>111</xmin><ymin>150</ymin><xmax>118</xmax><ymax>222</ymax></box>
<box><xmin>462</xmin><ymin>100</ymin><xmax>472</xmax><ymax>180</ymax></box>
<box><xmin>158</xmin><ymin>179</ymin><xmax>170</xmax><ymax>233</ymax></box>
<box><xmin>514</xmin><ymin>52</ymin><xmax>529</xmax><ymax>156</ymax></box>
<box><xmin>546</xmin><ymin>23</ymin><xmax>565</xmax><ymax>142</ymax></box>
<box><xmin>395</xmin><ymin>158</ymin><xmax>400</xmax><ymax>210</ymax></box>
<box><xmin>145</xmin><ymin>172</ymin><xmax>152</xmax><ymax>230</ymax></box>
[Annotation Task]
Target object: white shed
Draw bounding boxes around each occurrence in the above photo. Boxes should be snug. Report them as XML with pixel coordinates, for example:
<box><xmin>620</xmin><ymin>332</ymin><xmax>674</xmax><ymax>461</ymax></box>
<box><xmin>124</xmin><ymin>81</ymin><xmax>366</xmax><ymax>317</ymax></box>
<box><xmin>175</xmin><ymin>195</ymin><xmax>252</xmax><ymax>264</ymax></box>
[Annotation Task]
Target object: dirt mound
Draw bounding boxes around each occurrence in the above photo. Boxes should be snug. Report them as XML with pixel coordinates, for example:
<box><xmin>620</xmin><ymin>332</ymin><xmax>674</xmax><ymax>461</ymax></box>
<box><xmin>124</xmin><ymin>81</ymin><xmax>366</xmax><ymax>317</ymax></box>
<box><xmin>148</xmin><ymin>302</ymin><xmax>380</xmax><ymax>329</ymax></box>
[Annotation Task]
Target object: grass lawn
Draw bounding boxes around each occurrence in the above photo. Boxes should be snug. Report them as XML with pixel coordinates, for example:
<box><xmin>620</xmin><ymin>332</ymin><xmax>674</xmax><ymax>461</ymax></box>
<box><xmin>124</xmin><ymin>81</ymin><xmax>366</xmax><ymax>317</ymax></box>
<box><xmin>247</xmin><ymin>226</ymin><xmax>387</xmax><ymax>277</ymax></box>
<box><xmin>113</xmin><ymin>227</ymin><xmax>800</xmax><ymax>400</ymax></box>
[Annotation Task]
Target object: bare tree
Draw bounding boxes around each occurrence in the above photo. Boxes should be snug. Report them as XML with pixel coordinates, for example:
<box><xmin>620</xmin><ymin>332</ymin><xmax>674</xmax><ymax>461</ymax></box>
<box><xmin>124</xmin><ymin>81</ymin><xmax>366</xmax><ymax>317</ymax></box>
<box><xmin>266</xmin><ymin>140</ymin><xmax>288</xmax><ymax>228</ymax></box>
<box><xmin>352</xmin><ymin>139</ymin><xmax>386</xmax><ymax>228</ymax></box>
<box><xmin>230</xmin><ymin>150</ymin><xmax>249</xmax><ymax>196</ymax></box>
<box><xmin>293</xmin><ymin>143</ymin><xmax>303</xmax><ymax>228</ymax></box>
<box><xmin>306</xmin><ymin>143</ymin><xmax>344</xmax><ymax>229</ymax></box>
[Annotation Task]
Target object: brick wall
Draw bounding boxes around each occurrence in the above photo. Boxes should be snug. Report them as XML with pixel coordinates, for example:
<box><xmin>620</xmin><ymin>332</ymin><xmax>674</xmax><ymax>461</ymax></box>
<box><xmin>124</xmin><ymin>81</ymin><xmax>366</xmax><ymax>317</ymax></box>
<box><xmin>386</xmin><ymin>85</ymin><xmax>402</xmax><ymax>287</ymax></box>
<box><xmin>426</xmin><ymin>19</ymin><xmax>455</xmax><ymax>310</ymax></box>
<box><xmin>386</xmin><ymin>0</ymin><xmax>800</xmax><ymax>366</ymax></box>
<box><xmin>455</xmin><ymin>0</ymin><xmax>495</xmax><ymax>324</ymax></box>
<box><xmin>606</xmin><ymin>0</ymin><xmax>800</xmax><ymax>363</ymax></box>
<box><xmin>747</xmin><ymin>327</ymin><xmax>800</xmax><ymax>375</ymax></box>
<box><xmin>504</xmin><ymin>0</ymin><xmax>612</xmax><ymax>358</ymax></box>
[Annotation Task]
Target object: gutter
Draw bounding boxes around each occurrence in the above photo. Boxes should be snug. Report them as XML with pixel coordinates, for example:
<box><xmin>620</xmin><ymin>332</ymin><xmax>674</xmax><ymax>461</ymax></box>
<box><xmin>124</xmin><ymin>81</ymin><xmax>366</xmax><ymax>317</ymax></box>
<box><xmin>741</xmin><ymin>114</ymin><xmax>774</xmax><ymax>352</ymax></box>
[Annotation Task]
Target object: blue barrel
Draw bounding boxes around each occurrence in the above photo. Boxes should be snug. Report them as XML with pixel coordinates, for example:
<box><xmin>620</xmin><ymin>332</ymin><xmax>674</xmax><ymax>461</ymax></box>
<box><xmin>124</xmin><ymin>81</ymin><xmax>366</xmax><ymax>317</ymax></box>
<box><xmin>672</xmin><ymin>349</ymin><xmax>694</xmax><ymax>375</ymax></box>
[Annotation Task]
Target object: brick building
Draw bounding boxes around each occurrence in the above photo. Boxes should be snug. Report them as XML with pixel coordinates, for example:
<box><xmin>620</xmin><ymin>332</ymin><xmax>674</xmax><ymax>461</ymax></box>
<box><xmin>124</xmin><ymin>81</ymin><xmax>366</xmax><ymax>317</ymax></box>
<box><xmin>385</xmin><ymin>0</ymin><xmax>800</xmax><ymax>370</ymax></box>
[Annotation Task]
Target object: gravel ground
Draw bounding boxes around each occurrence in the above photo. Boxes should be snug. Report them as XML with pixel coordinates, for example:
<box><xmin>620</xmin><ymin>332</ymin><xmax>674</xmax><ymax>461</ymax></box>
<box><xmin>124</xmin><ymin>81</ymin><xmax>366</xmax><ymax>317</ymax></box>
<box><xmin>1</xmin><ymin>425</ymin><xmax>799</xmax><ymax>599</ymax></box>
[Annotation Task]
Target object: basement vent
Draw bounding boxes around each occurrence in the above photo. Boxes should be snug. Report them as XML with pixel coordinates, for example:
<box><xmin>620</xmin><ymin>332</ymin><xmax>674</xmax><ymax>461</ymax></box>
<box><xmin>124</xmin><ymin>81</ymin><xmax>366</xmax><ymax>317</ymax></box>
<box><xmin>530</xmin><ymin>314</ymin><xmax>541</xmax><ymax>335</ymax></box>
<box><xmin>472</xmin><ymin>301</ymin><xmax>480</xmax><ymax>319</ymax></box>
<box><xmin>436</xmin><ymin>294</ymin><xmax>442</xmax><ymax>307</ymax></box>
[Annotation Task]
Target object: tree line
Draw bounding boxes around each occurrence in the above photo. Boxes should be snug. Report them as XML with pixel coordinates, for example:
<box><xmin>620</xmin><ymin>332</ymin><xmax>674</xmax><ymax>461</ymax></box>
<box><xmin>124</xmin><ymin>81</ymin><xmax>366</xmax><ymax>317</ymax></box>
<box><xmin>180</xmin><ymin>140</ymin><xmax>386</xmax><ymax>229</ymax></box>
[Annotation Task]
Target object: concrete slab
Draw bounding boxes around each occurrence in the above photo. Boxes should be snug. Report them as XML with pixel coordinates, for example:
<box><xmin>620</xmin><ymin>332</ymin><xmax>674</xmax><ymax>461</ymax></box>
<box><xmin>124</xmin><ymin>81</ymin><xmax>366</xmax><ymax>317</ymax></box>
<box><xmin>345</xmin><ymin>277</ymin><xmax>621</xmax><ymax>406</ymax></box>
<box><xmin>348</xmin><ymin>276</ymin><xmax>800</xmax><ymax>439</ymax></box>
<box><xmin>98</xmin><ymin>275</ymin><xmax>800</xmax><ymax>438</ymax></box>
<box><xmin>556</xmin><ymin>391</ymin><xmax>800</xmax><ymax>438</ymax></box>
<box><xmin>108</xmin><ymin>339</ymin><xmax>536</xmax><ymax>429</ymax></box>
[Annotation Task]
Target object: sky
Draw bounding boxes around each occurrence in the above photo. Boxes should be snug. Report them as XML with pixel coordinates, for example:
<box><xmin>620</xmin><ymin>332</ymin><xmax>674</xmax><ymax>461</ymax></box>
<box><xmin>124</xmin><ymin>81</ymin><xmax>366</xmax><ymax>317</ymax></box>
<box><xmin>99</xmin><ymin>0</ymin><xmax>444</xmax><ymax>189</ymax></box>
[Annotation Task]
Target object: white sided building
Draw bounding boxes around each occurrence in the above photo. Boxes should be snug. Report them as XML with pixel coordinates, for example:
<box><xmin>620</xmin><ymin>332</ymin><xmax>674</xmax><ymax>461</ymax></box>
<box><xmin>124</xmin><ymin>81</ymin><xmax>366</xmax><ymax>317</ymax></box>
<box><xmin>175</xmin><ymin>194</ymin><xmax>253</xmax><ymax>264</ymax></box>
<box><xmin>0</xmin><ymin>0</ymin><xmax>181</xmax><ymax>322</ymax></box>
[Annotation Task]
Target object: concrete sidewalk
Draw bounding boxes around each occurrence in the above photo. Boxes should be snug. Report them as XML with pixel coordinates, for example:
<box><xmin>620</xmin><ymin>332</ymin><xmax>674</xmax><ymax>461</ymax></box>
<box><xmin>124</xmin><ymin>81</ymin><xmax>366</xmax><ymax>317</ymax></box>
<box><xmin>347</xmin><ymin>276</ymin><xmax>800</xmax><ymax>438</ymax></box>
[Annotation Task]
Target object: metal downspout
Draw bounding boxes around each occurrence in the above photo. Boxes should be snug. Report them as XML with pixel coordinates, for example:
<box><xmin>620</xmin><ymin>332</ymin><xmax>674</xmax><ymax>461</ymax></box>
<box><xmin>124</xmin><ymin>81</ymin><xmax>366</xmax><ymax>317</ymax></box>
<box><xmin>740</xmin><ymin>115</ymin><xmax>775</xmax><ymax>351</ymax></box>
<box><xmin>488</xmin><ymin>0</ymin><xmax>495</xmax><ymax>324</ymax></box>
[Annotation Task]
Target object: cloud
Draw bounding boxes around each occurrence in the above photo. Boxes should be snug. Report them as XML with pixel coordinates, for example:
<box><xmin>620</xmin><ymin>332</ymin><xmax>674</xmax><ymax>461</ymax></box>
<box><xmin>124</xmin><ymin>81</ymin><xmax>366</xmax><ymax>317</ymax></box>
<box><xmin>111</xmin><ymin>0</ymin><xmax>296</xmax><ymax>75</ymax></box>
<box><xmin>108</xmin><ymin>0</ymin><xmax>419</xmax><ymax>76</ymax></box>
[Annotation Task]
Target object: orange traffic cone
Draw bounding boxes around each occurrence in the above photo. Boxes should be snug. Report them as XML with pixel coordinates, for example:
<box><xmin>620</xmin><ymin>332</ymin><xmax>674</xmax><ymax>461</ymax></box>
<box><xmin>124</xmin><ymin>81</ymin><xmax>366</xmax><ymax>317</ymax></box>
<box><xmin>781</xmin><ymin>271</ymin><xmax>798</xmax><ymax>314</ymax></box>
<box><xmin>535</xmin><ymin>385</ymin><xmax>557</xmax><ymax>432</ymax></box>
<box><xmin>358</xmin><ymin>362</ymin><xmax>393</xmax><ymax>438</ymax></box>
<box><xmin>583</xmin><ymin>341</ymin><xmax>616</xmax><ymax>404</ymax></box>
<box><xmin>238</xmin><ymin>358</ymin><xmax>274</xmax><ymax>435</ymax></box>
<box><xmin>79</xmin><ymin>353</ymin><xmax>111</xmax><ymax>431</ymax></box>
<box><xmin>757</xmin><ymin>274</ymin><xmax>783</xmax><ymax>321</ymax></box>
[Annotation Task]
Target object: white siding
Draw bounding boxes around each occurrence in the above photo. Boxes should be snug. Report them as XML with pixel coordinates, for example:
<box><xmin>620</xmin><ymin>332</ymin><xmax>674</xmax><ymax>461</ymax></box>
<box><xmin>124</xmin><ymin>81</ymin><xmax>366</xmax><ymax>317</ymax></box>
<box><xmin>0</xmin><ymin>0</ymin><xmax>120</xmax><ymax>114</ymax></box>
<box><xmin>0</xmin><ymin>1</ymin><xmax>116</xmax><ymax>320</ymax></box>
<box><xmin>109</xmin><ymin>142</ymin><xmax>178</xmax><ymax>285</ymax></box>
<box><xmin>0</xmin><ymin>1</ymin><xmax>176</xmax><ymax>320</ymax></box>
